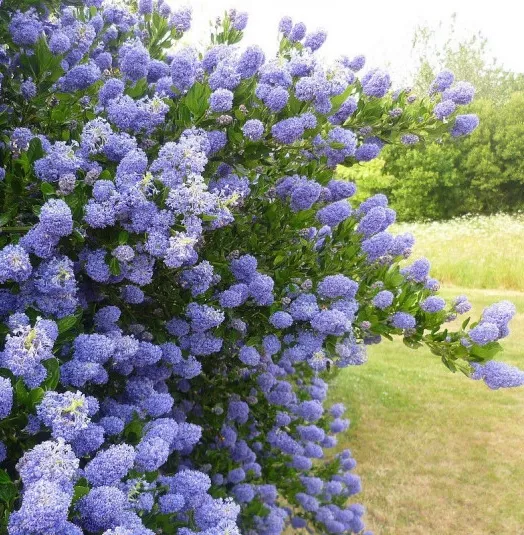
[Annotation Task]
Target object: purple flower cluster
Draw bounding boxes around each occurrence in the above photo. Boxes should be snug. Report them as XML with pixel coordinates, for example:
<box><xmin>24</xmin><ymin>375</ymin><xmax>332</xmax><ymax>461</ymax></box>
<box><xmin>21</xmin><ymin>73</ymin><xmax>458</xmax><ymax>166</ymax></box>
<box><xmin>451</xmin><ymin>114</ymin><xmax>480</xmax><ymax>137</ymax></box>
<box><xmin>471</xmin><ymin>361</ymin><xmax>524</xmax><ymax>390</ymax></box>
<box><xmin>1</xmin><ymin>317</ymin><xmax>57</xmax><ymax>387</ymax></box>
<box><xmin>468</xmin><ymin>301</ymin><xmax>516</xmax><ymax>346</ymax></box>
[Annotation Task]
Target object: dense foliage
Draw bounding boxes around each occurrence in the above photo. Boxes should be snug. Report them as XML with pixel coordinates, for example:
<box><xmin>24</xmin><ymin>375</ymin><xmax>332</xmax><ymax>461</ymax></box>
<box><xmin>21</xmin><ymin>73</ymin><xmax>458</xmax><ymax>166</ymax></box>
<box><xmin>344</xmin><ymin>22</ymin><xmax>524</xmax><ymax>221</ymax></box>
<box><xmin>410</xmin><ymin>16</ymin><xmax>524</xmax><ymax>105</ymax></box>
<box><xmin>347</xmin><ymin>94</ymin><xmax>524</xmax><ymax>221</ymax></box>
<box><xmin>0</xmin><ymin>1</ymin><xmax>522</xmax><ymax>534</ymax></box>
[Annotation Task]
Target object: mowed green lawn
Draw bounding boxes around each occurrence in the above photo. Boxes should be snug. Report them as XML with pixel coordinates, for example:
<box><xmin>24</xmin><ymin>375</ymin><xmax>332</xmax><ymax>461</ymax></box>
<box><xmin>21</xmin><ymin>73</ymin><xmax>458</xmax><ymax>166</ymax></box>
<box><xmin>332</xmin><ymin>215</ymin><xmax>524</xmax><ymax>535</ymax></box>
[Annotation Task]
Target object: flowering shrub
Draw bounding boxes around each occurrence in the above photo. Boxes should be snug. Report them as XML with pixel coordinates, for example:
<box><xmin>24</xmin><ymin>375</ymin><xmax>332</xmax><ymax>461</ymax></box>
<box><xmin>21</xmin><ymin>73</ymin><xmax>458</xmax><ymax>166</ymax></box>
<box><xmin>0</xmin><ymin>1</ymin><xmax>522</xmax><ymax>534</ymax></box>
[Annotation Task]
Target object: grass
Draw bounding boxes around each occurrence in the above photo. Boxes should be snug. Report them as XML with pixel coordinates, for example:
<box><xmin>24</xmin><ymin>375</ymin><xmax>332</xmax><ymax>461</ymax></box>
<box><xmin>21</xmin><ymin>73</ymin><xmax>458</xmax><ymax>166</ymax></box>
<box><xmin>395</xmin><ymin>213</ymin><xmax>524</xmax><ymax>291</ymax></box>
<box><xmin>331</xmin><ymin>214</ymin><xmax>524</xmax><ymax>534</ymax></box>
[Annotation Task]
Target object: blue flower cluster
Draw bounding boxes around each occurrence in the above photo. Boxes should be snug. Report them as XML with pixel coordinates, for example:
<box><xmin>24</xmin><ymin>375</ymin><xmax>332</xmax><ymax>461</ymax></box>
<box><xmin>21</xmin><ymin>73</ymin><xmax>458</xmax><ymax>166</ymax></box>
<box><xmin>0</xmin><ymin>2</ymin><xmax>518</xmax><ymax>535</ymax></box>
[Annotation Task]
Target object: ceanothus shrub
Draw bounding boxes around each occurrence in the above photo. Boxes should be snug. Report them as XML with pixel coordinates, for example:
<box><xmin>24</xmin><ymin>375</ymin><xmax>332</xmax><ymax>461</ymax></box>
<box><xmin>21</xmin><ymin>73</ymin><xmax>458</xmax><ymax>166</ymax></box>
<box><xmin>0</xmin><ymin>1</ymin><xmax>522</xmax><ymax>534</ymax></box>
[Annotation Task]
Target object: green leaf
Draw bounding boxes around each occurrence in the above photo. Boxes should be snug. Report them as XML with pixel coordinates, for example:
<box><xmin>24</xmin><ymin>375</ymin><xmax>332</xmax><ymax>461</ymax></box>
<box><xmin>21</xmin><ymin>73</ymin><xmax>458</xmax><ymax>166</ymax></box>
<box><xmin>27</xmin><ymin>137</ymin><xmax>44</xmax><ymax>164</ymax></box>
<box><xmin>42</xmin><ymin>358</ymin><xmax>60</xmax><ymax>391</ymax></box>
<box><xmin>273</xmin><ymin>255</ymin><xmax>286</xmax><ymax>267</ymax></box>
<box><xmin>0</xmin><ymin>470</ymin><xmax>11</xmax><ymax>485</ymax></box>
<box><xmin>72</xmin><ymin>485</ymin><xmax>90</xmax><ymax>503</ymax></box>
<box><xmin>227</xmin><ymin>128</ymin><xmax>243</xmax><ymax>145</ymax></box>
<box><xmin>0</xmin><ymin>471</ymin><xmax>16</xmax><ymax>504</ymax></box>
<box><xmin>109</xmin><ymin>257</ymin><xmax>121</xmax><ymax>276</ymax></box>
<box><xmin>57</xmin><ymin>315</ymin><xmax>78</xmax><ymax>334</ymax></box>
<box><xmin>183</xmin><ymin>82</ymin><xmax>211</xmax><ymax>117</ymax></box>
<box><xmin>124</xmin><ymin>417</ymin><xmax>144</xmax><ymax>445</ymax></box>
<box><xmin>126</xmin><ymin>78</ymin><xmax>148</xmax><ymax>99</ymax></box>
<box><xmin>0</xmin><ymin>484</ymin><xmax>17</xmax><ymax>504</ymax></box>
<box><xmin>403</xmin><ymin>338</ymin><xmax>423</xmax><ymax>349</ymax></box>
<box><xmin>0</xmin><ymin>213</ymin><xmax>12</xmax><ymax>228</ymax></box>
<box><xmin>73</xmin><ymin>229</ymin><xmax>85</xmax><ymax>243</ymax></box>
<box><xmin>470</xmin><ymin>342</ymin><xmax>503</xmax><ymax>361</ymax></box>
<box><xmin>40</xmin><ymin>182</ymin><xmax>55</xmax><ymax>195</ymax></box>
<box><xmin>27</xmin><ymin>387</ymin><xmax>45</xmax><ymax>408</ymax></box>
<box><xmin>118</xmin><ymin>231</ymin><xmax>129</xmax><ymax>245</ymax></box>
<box><xmin>13</xmin><ymin>155</ymin><xmax>30</xmax><ymax>177</ymax></box>
<box><xmin>15</xmin><ymin>379</ymin><xmax>28</xmax><ymax>406</ymax></box>
<box><xmin>51</xmin><ymin>105</ymin><xmax>69</xmax><ymax>123</ymax></box>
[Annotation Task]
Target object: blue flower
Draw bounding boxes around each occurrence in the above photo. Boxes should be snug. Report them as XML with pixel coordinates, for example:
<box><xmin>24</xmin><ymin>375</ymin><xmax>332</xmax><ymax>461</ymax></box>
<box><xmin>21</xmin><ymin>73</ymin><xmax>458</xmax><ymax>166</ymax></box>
<box><xmin>420</xmin><ymin>296</ymin><xmax>446</xmax><ymax>313</ymax></box>
<box><xmin>451</xmin><ymin>114</ymin><xmax>479</xmax><ymax>137</ymax></box>
<box><xmin>17</xmin><ymin>439</ymin><xmax>79</xmax><ymax>490</ymax></box>
<box><xmin>85</xmin><ymin>444</ymin><xmax>136</xmax><ymax>487</ymax></box>
<box><xmin>272</xmin><ymin>117</ymin><xmax>305</xmax><ymax>144</ymax></box>
<box><xmin>21</xmin><ymin>79</ymin><xmax>36</xmax><ymax>100</ymax></box>
<box><xmin>444</xmin><ymin>81</ymin><xmax>475</xmax><ymax>105</ymax></box>
<box><xmin>361</xmin><ymin>68</ymin><xmax>391</xmax><ymax>97</ymax></box>
<box><xmin>469</xmin><ymin>323</ymin><xmax>499</xmax><ymax>345</ymax></box>
<box><xmin>269</xmin><ymin>311</ymin><xmax>294</xmax><ymax>329</ymax></box>
<box><xmin>186</xmin><ymin>303</ymin><xmax>224</xmax><ymax>332</ymax></box>
<box><xmin>357</xmin><ymin>206</ymin><xmax>395</xmax><ymax>236</ymax></box>
<box><xmin>318</xmin><ymin>275</ymin><xmax>358</xmax><ymax>299</ymax></box>
<box><xmin>231</xmin><ymin>11</ymin><xmax>249</xmax><ymax>31</ymax></box>
<box><xmin>311</xmin><ymin>310</ymin><xmax>350</xmax><ymax>336</ymax></box>
<box><xmin>60</xmin><ymin>61</ymin><xmax>101</xmax><ymax>92</ymax></box>
<box><xmin>362</xmin><ymin>231</ymin><xmax>393</xmax><ymax>261</ymax></box>
<box><xmin>39</xmin><ymin>199</ymin><xmax>73</xmax><ymax>237</ymax></box>
<box><xmin>304</xmin><ymin>30</ymin><xmax>327</xmax><ymax>51</ymax></box>
<box><xmin>138</xmin><ymin>0</ymin><xmax>154</xmax><ymax>15</ymax></box>
<box><xmin>0</xmin><ymin>244</ymin><xmax>32</xmax><ymax>283</ymax></box>
<box><xmin>401</xmin><ymin>133</ymin><xmax>419</xmax><ymax>145</ymax></box>
<box><xmin>238</xmin><ymin>46</ymin><xmax>265</xmax><ymax>78</ymax></box>
<box><xmin>390</xmin><ymin>312</ymin><xmax>416</xmax><ymax>330</ymax></box>
<box><xmin>316</xmin><ymin>200</ymin><xmax>352</xmax><ymax>227</ymax></box>
<box><xmin>37</xmin><ymin>390</ymin><xmax>97</xmax><ymax>441</ymax></box>
<box><xmin>135</xmin><ymin>436</ymin><xmax>170</xmax><ymax>472</ymax></box>
<box><xmin>327</xmin><ymin>180</ymin><xmax>356</xmax><ymax>201</ymax></box>
<box><xmin>171</xmin><ymin>6</ymin><xmax>193</xmax><ymax>32</ymax></box>
<box><xmin>346</xmin><ymin>55</ymin><xmax>366</xmax><ymax>71</ymax></box>
<box><xmin>209</xmin><ymin>58</ymin><xmax>242</xmax><ymax>91</ymax></box>
<box><xmin>171</xmin><ymin>48</ymin><xmax>199</xmax><ymax>92</ymax></box>
<box><xmin>1</xmin><ymin>318</ymin><xmax>56</xmax><ymax>384</ymax></box>
<box><xmin>159</xmin><ymin>493</ymin><xmax>185</xmax><ymax>513</ymax></box>
<box><xmin>471</xmin><ymin>361</ymin><xmax>524</xmax><ymax>390</ymax></box>
<box><xmin>279</xmin><ymin>16</ymin><xmax>293</xmax><ymax>35</ymax></box>
<box><xmin>0</xmin><ymin>377</ymin><xmax>13</xmax><ymax>420</ymax></box>
<box><xmin>49</xmin><ymin>31</ymin><xmax>71</xmax><ymax>54</ymax></box>
<box><xmin>209</xmin><ymin>88</ymin><xmax>234</xmax><ymax>112</ymax></box>
<box><xmin>9</xmin><ymin>9</ymin><xmax>43</xmax><ymax>46</ymax></box>
<box><xmin>289</xmin><ymin>22</ymin><xmax>307</xmax><ymax>42</ymax></box>
<box><xmin>355</xmin><ymin>142</ymin><xmax>381</xmax><ymax>161</ymax></box>
<box><xmin>434</xmin><ymin>99</ymin><xmax>456</xmax><ymax>120</ymax></box>
<box><xmin>242</xmin><ymin>119</ymin><xmax>264</xmax><ymax>141</ymax></box>
<box><xmin>8</xmin><ymin>480</ymin><xmax>72</xmax><ymax>535</ymax></box>
<box><xmin>239</xmin><ymin>346</ymin><xmax>261</xmax><ymax>366</ymax></box>
<box><xmin>430</xmin><ymin>70</ymin><xmax>455</xmax><ymax>93</ymax></box>
<box><xmin>372</xmin><ymin>290</ymin><xmax>394</xmax><ymax>310</ymax></box>
<box><xmin>401</xmin><ymin>258</ymin><xmax>431</xmax><ymax>283</ymax></box>
<box><xmin>34</xmin><ymin>141</ymin><xmax>82</xmax><ymax>182</ymax></box>
<box><xmin>78</xmin><ymin>486</ymin><xmax>128</xmax><ymax>532</ymax></box>
<box><xmin>99</xmin><ymin>78</ymin><xmax>125</xmax><ymax>107</ymax></box>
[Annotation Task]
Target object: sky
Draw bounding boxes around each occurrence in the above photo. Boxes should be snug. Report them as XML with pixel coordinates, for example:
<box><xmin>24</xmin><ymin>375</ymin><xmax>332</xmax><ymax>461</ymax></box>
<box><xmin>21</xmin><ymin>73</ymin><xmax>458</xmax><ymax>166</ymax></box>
<box><xmin>168</xmin><ymin>0</ymin><xmax>524</xmax><ymax>83</ymax></box>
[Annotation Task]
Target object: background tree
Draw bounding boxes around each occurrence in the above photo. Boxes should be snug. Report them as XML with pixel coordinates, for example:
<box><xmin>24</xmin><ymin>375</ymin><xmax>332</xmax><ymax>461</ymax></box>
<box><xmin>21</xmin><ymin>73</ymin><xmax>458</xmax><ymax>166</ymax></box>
<box><xmin>410</xmin><ymin>14</ymin><xmax>524</xmax><ymax>103</ymax></box>
<box><xmin>345</xmin><ymin>16</ymin><xmax>524</xmax><ymax>221</ymax></box>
